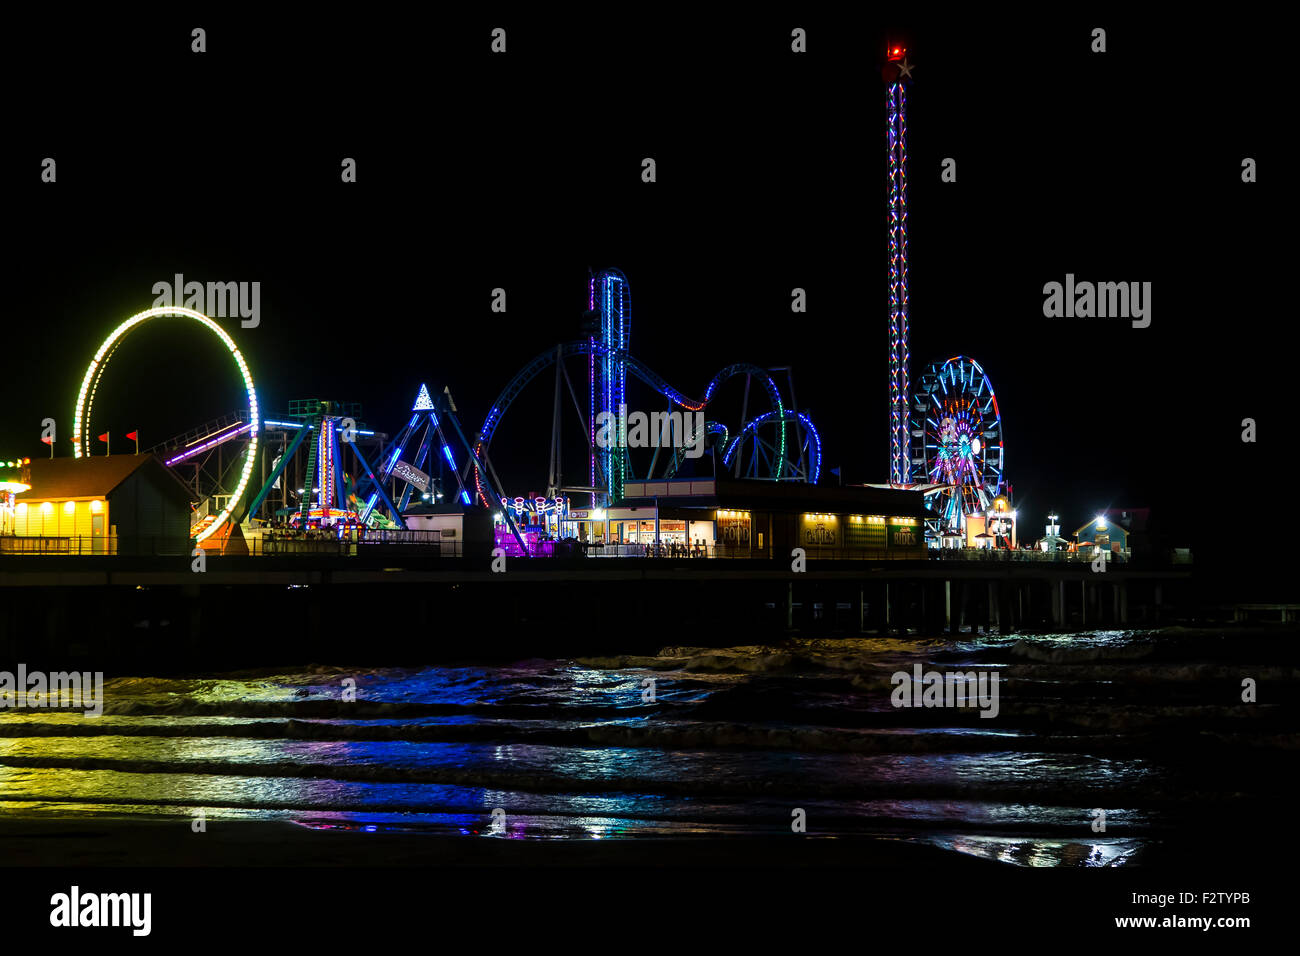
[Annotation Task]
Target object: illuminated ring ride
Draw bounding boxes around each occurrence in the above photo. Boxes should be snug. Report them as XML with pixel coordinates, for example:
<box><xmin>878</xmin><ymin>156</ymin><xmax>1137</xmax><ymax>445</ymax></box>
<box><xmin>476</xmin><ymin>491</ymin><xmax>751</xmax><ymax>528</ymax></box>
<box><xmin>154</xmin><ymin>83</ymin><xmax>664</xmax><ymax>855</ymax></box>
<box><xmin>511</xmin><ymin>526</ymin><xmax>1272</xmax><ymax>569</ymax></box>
<box><xmin>72</xmin><ymin>306</ymin><xmax>260</xmax><ymax>543</ymax></box>
<box><xmin>910</xmin><ymin>355</ymin><xmax>1003</xmax><ymax>530</ymax></box>
<box><xmin>471</xmin><ymin>341</ymin><xmax>789</xmax><ymax>505</ymax></box>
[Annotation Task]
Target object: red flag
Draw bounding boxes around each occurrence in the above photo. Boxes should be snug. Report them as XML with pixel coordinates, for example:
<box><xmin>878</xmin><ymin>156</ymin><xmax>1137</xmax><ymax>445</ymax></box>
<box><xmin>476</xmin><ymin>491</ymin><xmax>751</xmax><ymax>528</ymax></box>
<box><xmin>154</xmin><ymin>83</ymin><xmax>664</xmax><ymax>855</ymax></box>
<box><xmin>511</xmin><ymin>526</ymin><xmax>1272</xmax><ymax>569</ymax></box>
<box><xmin>98</xmin><ymin>433</ymin><xmax>110</xmax><ymax>443</ymax></box>
<box><xmin>126</xmin><ymin>430</ymin><xmax>138</xmax><ymax>441</ymax></box>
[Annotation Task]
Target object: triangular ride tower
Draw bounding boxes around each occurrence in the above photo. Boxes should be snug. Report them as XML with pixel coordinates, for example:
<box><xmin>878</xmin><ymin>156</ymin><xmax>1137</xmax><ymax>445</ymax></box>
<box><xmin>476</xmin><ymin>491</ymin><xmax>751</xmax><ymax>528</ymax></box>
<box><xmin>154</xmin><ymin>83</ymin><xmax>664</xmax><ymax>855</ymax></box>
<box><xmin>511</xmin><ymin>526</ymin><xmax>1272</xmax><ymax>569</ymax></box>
<box><xmin>355</xmin><ymin>384</ymin><xmax>476</xmax><ymax>524</ymax></box>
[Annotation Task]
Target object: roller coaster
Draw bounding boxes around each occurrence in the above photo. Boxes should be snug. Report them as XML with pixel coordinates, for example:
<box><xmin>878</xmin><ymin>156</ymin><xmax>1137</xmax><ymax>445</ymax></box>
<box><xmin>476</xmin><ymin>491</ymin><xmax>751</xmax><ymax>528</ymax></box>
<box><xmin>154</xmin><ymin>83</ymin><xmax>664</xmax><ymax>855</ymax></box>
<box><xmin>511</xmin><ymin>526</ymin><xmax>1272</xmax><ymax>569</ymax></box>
<box><xmin>229</xmin><ymin>270</ymin><xmax>819</xmax><ymax>547</ymax></box>
<box><xmin>67</xmin><ymin>270</ymin><xmax>816</xmax><ymax>548</ymax></box>
<box><xmin>467</xmin><ymin>334</ymin><xmax>822</xmax><ymax>512</ymax></box>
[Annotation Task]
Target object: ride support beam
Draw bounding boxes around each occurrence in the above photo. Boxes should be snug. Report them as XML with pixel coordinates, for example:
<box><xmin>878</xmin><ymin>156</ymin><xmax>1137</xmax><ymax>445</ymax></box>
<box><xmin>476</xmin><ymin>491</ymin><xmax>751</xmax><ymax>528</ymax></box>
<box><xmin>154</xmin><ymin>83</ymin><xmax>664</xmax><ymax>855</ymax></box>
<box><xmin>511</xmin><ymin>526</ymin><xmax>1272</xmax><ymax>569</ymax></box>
<box><xmin>349</xmin><ymin>441</ymin><xmax>406</xmax><ymax>530</ymax></box>
<box><xmin>437</xmin><ymin>395</ymin><xmax>529</xmax><ymax>557</ymax></box>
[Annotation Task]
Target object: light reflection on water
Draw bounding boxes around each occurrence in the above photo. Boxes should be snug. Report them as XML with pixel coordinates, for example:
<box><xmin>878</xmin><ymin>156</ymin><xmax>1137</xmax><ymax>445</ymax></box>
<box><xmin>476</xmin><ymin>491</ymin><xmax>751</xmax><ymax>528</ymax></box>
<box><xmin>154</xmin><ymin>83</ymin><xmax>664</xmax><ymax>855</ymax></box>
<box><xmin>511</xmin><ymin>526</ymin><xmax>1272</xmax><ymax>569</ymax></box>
<box><xmin>1</xmin><ymin>628</ymin><xmax>1287</xmax><ymax>865</ymax></box>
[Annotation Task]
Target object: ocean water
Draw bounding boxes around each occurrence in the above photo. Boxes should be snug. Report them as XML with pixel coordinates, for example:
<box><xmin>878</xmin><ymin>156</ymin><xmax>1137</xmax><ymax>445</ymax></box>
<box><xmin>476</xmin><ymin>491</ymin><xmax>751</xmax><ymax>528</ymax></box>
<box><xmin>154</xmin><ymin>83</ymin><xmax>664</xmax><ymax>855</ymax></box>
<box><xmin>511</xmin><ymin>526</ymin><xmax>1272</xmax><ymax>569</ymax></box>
<box><xmin>2</xmin><ymin>627</ymin><xmax>1295</xmax><ymax>866</ymax></box>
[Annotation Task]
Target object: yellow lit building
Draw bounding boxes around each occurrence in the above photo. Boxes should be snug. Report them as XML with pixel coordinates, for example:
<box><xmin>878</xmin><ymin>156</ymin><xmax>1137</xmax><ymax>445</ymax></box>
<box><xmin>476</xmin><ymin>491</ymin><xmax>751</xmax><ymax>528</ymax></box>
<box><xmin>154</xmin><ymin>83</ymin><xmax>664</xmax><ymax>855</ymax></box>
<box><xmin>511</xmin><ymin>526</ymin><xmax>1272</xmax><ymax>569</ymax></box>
<box><xmin>609</xmin><ymin>477</ymin><xmax>927</xmax><ymax>557</ymax></box>
<box><xmin>8</xmin><ymin>455</ymin><xmax>193</xmax><ymax>554</ymax></box>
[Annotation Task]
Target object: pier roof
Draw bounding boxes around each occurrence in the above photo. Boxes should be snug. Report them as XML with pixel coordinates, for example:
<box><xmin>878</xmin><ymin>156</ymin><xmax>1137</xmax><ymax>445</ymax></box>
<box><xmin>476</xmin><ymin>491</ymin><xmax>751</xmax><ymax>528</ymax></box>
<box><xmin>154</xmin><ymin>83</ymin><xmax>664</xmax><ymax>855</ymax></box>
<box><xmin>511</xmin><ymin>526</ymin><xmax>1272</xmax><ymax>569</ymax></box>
<box><xmin>16</xmin><ymin>454</ymin><xmax>193</xmax><ymax>503</ymax></box>
<box><xmin>619</xmin><ymin>477</ymin><xmax>927</xmax><ymax>518</ymax></box>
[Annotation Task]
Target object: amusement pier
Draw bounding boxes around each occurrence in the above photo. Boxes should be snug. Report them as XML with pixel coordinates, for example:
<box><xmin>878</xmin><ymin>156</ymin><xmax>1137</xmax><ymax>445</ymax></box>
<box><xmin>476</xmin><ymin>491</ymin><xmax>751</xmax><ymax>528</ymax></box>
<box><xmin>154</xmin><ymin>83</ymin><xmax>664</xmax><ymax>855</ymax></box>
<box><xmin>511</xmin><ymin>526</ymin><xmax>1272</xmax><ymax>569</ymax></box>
<box><xmin>0</xmin><ymin>44</ymin><xmax>1208</xmax><ymax>669</ymax></box>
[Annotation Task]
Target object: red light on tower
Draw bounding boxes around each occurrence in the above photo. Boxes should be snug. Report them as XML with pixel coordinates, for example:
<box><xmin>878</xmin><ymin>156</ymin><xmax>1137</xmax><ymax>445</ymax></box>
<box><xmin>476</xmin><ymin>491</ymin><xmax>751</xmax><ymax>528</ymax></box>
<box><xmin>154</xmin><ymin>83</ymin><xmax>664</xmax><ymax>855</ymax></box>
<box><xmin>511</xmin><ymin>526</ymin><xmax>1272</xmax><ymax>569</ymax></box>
<box><xmin>887</xmin><ymin>45</ymin><xmax>905</xmax><ymax>62</ymax></box>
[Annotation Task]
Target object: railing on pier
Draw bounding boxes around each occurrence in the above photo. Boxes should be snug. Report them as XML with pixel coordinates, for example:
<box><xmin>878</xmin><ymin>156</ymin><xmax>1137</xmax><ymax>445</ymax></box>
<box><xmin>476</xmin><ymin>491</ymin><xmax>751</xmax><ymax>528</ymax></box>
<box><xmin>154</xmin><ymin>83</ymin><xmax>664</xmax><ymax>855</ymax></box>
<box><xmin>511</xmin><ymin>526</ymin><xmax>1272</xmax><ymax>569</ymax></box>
<box><xmin>257</xmin><ymin>527</ymin><xmax>457</xmax><ymax>556</ymax></box>
<box><xmin>0</xmin><ymin>535</ymin><xmax>192</xmax><ymax>556</ymax></box>
<box><xmin>928</xmin><ymin>548</ymin><xmax>1194</xmax><ymax>567</ymax></box>
<box><xmin>0</xmin><ymin>531</ymin><xmax>461</xmax><ymax>558</ymax></box>
<box><xmin>587</xmin><ymin>544</ymin><xmax>925</xmax><ymax>560</ymax></box>
<box><xmin>585</xmin><ymin>542</ymin><xmax>774</xmax><ymax>559</ymax></box>
<box><xmin>1</xmin><ymin>534</ymin><xmax>912</xmax><ymax>561</ymax></box>
<box><xmin>930</xmin><ymin>548</ymin><xmax>1111</xmax><ymax>563</ymax></box>
<box><xmin>0</xmin><ymin>535</ymin><xmax>1190</xmax><ymax>566</ymax></box>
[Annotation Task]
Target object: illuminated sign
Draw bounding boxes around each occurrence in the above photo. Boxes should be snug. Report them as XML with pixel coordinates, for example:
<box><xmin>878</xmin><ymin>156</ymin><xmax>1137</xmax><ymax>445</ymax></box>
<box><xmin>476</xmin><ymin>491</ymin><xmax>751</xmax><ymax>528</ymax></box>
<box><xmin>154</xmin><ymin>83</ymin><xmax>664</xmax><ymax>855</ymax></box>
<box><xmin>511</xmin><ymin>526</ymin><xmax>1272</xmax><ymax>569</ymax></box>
<box><xmin>391</xmin><ymin>460</ymin><xmax>430</xmax><ymax>492</ymax></box>
<box><xmin>500</xmin><ymin>496</ymin><xmax>569</xmax><ymax>520</ymax></box>
<box><xmin>800</xmin><ymin>513</ymin><xmax>839</xmax><ymax>547</ymax></box>
<box><xmin>888</xmin><ymin>523</ymin><xmax>919</xmax><ymax>547</ymax></box>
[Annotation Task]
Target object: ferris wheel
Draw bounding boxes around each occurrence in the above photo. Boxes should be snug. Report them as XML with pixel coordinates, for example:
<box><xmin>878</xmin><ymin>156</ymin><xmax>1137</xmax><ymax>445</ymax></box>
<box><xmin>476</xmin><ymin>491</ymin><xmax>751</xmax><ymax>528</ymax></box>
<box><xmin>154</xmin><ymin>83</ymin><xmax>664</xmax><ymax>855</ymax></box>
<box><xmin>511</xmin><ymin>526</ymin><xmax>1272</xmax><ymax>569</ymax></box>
<box><xmin>910</xmin><ymin>356</ymin><xmax>1004</xmax><ymax>530</ymax></box>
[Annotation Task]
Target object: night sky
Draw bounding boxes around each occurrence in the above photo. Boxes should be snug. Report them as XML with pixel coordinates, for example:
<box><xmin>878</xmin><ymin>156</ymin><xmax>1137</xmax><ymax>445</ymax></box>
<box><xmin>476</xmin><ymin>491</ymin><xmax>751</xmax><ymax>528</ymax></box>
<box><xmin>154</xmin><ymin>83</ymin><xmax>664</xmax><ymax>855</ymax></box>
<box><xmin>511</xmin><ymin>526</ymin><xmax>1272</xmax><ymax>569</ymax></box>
<box><xmin>5</xmin><ymin>12</ymin><xmax>1283</xmax><ymax>570</ymax></box>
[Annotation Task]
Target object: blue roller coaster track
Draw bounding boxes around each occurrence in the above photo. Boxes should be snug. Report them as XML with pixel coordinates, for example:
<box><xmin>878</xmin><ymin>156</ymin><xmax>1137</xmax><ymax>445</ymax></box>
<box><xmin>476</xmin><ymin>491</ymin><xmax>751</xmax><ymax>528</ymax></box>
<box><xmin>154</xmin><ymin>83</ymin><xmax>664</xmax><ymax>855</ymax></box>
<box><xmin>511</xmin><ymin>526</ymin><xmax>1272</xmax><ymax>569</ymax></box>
<box><xmin>469</xmin><ymin>340</ymin><xmax>818</xmax><ymax>506</ymax></box>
